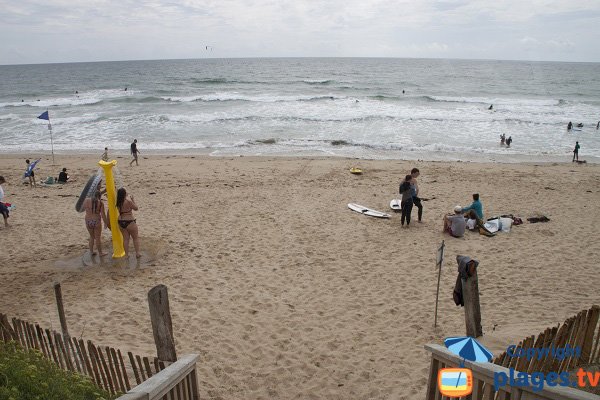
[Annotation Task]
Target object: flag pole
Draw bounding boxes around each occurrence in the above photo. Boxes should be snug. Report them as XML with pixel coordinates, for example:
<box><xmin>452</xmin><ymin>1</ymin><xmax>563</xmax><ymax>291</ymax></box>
<box><xmin>48</xmin><ymin>115</ymin><xmax>55</xmax><ymax>165</ymax></box>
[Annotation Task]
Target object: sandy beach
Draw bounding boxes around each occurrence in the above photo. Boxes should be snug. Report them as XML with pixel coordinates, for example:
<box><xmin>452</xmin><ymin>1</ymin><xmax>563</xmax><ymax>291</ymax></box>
<box><xmin>1</xmin><ymin>154</ymin><xmax>600</xmax><ymax>399</ymax></box>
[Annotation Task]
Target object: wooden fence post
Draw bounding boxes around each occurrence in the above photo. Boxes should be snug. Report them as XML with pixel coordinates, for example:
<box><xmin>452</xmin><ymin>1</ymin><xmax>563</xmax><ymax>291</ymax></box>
<box><xmin>54</xmin><ymin>283</ymin><xmax>70</xmax><ymax>339</ymax></box>
<box><xmin>148</xmin><ymin>285</ymin><xmax>177</xmax><ymax>362</ymax></box>
<box><xmin>462</xmin><ymin>269</ymin><xmax>483</xmax><ymax>338</ymax></box>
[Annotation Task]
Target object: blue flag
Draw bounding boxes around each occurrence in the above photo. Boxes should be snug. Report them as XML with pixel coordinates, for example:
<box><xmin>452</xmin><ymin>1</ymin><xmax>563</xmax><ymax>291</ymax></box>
<box><xmin>38</xmin><ymin>111</ymin><xmax>49</xmax><ymax>120</ymax></box>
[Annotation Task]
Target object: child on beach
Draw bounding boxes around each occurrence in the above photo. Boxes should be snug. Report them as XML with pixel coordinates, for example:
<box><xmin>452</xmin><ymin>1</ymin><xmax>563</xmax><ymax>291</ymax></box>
<box><xmin>116</xmin><ymin>187</ymin><xmax>141</xmax><ymax>258</ymax></box>
<box><xmin>82</xmin><ymin>190</ymin><xmax>108</xmax><ymax>256</ymax></box>
<box><xmin>0</xmin><ymin>176</ymin><xmax>9</xmax><ymax>228</ymax></box>
<box><xmin>25</xmin><ymin>159</ymin><xmax>36</xmax><ymax>188</ymax></box>
<box><xmin>399</xmin><ymin>175</ymin><xmax>414</xmax><ymax>228</ymax></box>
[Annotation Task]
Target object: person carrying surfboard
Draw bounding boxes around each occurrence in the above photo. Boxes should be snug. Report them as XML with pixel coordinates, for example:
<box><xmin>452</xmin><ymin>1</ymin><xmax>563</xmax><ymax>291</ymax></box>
<box><xmin>410</xmin><ymin>168</ymin><xmax>423</xmax><ymax>223</ymax></box>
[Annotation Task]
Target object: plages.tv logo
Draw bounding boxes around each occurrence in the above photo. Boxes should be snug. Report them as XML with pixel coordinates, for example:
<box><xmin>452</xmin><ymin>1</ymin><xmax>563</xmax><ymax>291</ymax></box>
<box><xmin>439</xmin><ymin>336</ymin><xmax>493</xmax><ymax>398</ymax></box>
<box><xmin>438</xmin><ymin>368</ymin><xmax>473</xmax><ymax>397</ymax></box>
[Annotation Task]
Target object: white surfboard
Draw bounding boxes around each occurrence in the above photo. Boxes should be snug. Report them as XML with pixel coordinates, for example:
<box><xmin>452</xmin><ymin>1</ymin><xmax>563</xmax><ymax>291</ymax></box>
<box><xmin>348</xmin><ymin>203</ymin><xmax>391</xmax><ymax>219</ymax></box>
<box><xmin>390</xmin><ymin>198</ymin><xmax>401</xmax><ymax>212</ymax></box>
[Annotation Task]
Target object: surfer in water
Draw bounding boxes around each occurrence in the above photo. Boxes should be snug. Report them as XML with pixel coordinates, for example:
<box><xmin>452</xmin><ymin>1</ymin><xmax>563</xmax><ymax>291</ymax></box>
<box><xmin>568</xmin><ymin>121</ymin><xmax>573</xmax><ymax>131</ymax></box>
<box><xmin>506</xmin><ymin>136</ymin><xmax>513</xmax><ymax>148</ymax></box>
<box><xmin>488</xmin><ymin>104</ymin><xmax>493</xmax><ymax>110</ymax></box>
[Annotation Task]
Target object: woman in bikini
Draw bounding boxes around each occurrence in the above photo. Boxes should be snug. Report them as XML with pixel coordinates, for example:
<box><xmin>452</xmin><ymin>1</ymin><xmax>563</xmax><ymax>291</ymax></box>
<box><xmin>116</xmin><ymin>187</ymin><xmax>141</xmax><ymax>258</ymax></box>
<box><xmin>82</xmin><ymin>190</ymin><xmax>108</xmax><ymax>256</ymax></box>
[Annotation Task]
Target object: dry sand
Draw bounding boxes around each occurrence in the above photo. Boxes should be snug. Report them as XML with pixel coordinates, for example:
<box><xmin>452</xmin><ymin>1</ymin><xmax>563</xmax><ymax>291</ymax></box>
<box><xmin>1</xmin><ymin>154</ymin><xmax>600</xmax><ymax>399</ymax></box>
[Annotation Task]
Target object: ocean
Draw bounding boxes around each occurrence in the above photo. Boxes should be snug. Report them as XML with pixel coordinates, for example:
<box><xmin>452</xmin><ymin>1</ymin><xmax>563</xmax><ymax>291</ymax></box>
<box><xmin>1</xmin><ymin>58</ymin><xmax>599</xmax><ymax>162</ymax></box>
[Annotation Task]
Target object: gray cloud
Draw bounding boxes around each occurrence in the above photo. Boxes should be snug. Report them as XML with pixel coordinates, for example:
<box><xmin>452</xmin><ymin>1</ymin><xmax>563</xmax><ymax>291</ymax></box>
<box><xmin>0</xmin><ymin>0</ymin><xmax>599</xmax><ymax>64</ymax></box>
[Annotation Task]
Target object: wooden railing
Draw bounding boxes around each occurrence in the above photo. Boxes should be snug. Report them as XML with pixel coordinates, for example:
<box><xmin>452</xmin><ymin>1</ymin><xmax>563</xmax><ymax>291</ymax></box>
<box><xmin>424</xmin><ymin>344</ymin><xmax>600</xmax><ymax>400</ymax></box>
<box><xmin>117</xmin><ymin>354</ymin><xmax>199</xmax><ymax>400</ymax></box>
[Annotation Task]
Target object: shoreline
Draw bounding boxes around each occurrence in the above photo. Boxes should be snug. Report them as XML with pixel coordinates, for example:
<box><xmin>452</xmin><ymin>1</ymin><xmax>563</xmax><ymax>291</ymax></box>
<box><xmin>1</xmin><ymin>154</ymin><xmax>599</xmax><ymax>399</ymax></box>
<box><xmin>1</xmin><ymin>148</ymin><xmax>596</xmax><ymax>165</ymax></box>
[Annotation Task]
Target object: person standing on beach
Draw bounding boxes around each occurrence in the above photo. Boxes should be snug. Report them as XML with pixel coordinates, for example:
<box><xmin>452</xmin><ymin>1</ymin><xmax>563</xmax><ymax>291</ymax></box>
<box><xmin>129</xmin><ymin>139</ymin><xmax>140</xmax><ymax>166</ymax></box>
<box><xmin>573</xmin><ymin>141</ymin><xmax>580</xmax><ymax>162</ymax></box>
<box><xmin>82</xmin><ymin>190</ymin><xmax>108</xmax><ymax>256</ymax></box>
<box><xmin>0</xmin><ymin>176</ymin><xmax>9</xmax><ymax>228</ymax></box>
<box><xmin>116</xmin><ymin>187</ymin><xmax>141</xmax><ymax>258</ymax></box>
<box><xmin>101</xmin><ymin>147</ymin><xmax>109</xmax><ymax>162</ymax></box>
<box><xmin>25</xmin><ymin>159</ymin><xmax>36</xmax><ymax>188</ymax></box>
<box><xmin>399</xmin><ymin>175</ymin><xmax>414</xmax><ymax>228</ymax></box>
<box><xmin>410</xmin><ymin>168</ymin><xmax>423</xmax><ymax>223</ymax></box>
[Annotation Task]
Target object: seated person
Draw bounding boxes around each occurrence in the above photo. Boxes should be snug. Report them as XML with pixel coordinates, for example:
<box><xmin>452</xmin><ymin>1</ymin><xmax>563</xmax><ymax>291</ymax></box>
<box><xmin>57</xmin><ymin>168</ymin><xmax>69</xmax><ymax>183</ymax></box>
<box><xmin>462</xmin><ymin>193</ymin><xmax>483</xmax><ymax>220</ymax></box>
<box><xmin>443</xmin><ymin>206</ymin><xmax>467</xmax><ymax>238</ymax></box>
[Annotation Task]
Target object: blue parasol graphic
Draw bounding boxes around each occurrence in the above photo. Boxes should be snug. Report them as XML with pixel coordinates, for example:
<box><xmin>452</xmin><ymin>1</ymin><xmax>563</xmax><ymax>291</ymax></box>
<box><xmin>444</xmin><ymin>336</ymin><xmax>493</xmax><ymax>388</ymax></box>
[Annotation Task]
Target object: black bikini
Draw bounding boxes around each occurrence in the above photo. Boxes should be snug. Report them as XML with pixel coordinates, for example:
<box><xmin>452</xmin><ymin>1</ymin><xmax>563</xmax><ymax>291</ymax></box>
<box><xmin>118</xmin><ymin>219</ymin><xmax>136</xmax><ymax>229</ymax></box>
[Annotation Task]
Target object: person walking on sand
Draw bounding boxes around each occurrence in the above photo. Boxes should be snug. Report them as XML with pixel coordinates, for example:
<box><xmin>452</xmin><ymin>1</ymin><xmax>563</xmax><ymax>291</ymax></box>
<box><xmin>399</xmin><ymin>175</ymin><xmax>414</xmax><ymax>228</ymax></box>
<box><xmin>410</xmin><ymin>168</ymin><xmax>423</xmax><ymax>222</ymax></box>
<box><xmin>0</xmin><ymin>176</ymin><xmax>10</xmax><ymax>228</ymax></box>
<box><xmin>129</xmin><ymin>139</ymin><xmax>140</xmax><ymax>166</ymax></box>
<box><xmin>101</xmin><ymin>147</ymin><xmax>109</xmax><ymax>162</ymax></box>
<box><xmin>573</xmin><ymin>141</ymin><xmax>580</xmax><ymax>162</ymax></box>
<box><xmin>82</xmin><ymin>190</ymin><xmax>109</xmax><ymax>256</ymax></box>
<box><xmin>116</xmin><ymin>187</ymin><xmax>141</xmax><ymax>258</ymax></box>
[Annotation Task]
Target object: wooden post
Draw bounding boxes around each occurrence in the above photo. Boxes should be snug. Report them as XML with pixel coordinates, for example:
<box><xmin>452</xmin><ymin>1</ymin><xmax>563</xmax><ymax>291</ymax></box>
<box><xmin>54</xmin><ymin>283</ymin><xmax>70</xmax><ymax>339</ymax></box>
<box><xmin>434</xmin><ymin>240</ymin><xmax>445</xmax><ymax>328</ymax></box>
<box><xmin>462</xmin><ymin>268</ymin><xmax>483</xmax><ymax>338</ymax></box>
<box><xmin>148</xmin><ymin>285</ymin><xmax>177</xmax><ymax>362</ymax></box>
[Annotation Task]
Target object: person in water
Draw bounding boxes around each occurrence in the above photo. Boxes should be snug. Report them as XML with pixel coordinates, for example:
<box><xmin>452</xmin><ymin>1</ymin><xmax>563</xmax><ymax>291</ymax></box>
<box><xmin>116</xmin><ymin>187</ymin><xmax>141</xmax><ymax>258</ymax></box>
<box><xmin>568</xmin><ymin>121</ymin><xmax>573</xmax><ymax>131</ymax></box>
<box><xmin>500</xmin><ymin>133</ymin><xmax>506</xmax><ymax>145</ymax></box>
<box><xmin>488</xmin><ymin>104</ymin><xmax>493</xmax><ymax>110</ymax></box>
<box><xmin>506</xmin><ymin>136</ymin><xmax>513</xmax><ymax>147</ymax></box>
<box><xmin>82</xmin><ymin>190</ymin><xmax>108</xmax><ymax>256</ymax></box>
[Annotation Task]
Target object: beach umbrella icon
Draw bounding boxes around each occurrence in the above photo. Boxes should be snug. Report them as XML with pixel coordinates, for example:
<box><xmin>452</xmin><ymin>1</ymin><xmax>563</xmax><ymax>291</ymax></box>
<box><xmin>444</xmin><ymin>336</ymin><xmax>493</xmax><ymax>365</ymax></box>
<box><xmin>444</xmin><ymin>336</ymin><xmax>493</xmax><ymax>389</ymax></box>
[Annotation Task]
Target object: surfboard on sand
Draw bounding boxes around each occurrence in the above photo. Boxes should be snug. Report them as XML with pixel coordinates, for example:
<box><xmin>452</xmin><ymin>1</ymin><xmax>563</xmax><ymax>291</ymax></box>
<box><xmin>390</xmin><ymin>199</ymin><xmax>401</xmax><ymax>212</ymax></box>
<box><xmin>348</xmin><ymin>203</ymin><xmax>391</xmax><ymax>219</ymax></box>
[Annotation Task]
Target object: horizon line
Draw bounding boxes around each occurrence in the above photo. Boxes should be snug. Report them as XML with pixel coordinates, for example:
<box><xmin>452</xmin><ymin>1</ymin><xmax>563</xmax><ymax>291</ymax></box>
<box><xmin>2</xmin><ymin>55</ymin><xmax>600</xmax><ymax>67</ymax></box>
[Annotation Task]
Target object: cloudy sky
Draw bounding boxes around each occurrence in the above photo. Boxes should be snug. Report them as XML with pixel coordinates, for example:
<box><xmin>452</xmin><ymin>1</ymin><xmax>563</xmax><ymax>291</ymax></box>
<box><xmin>1</xmin><ymin>0</ymin><xmax>599</xmax><ymax>65</ymax></box>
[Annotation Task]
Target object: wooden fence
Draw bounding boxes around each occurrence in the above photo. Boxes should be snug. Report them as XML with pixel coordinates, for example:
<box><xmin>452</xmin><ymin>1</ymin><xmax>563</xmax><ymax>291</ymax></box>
<box><xmin>493</xmin><ymin>305</ymin><xmax>600</xmax><ymax>374</ymax></box>
<box><xmin>424</xmin><ymin>343</ymin><xmax>600</xmax><ymax>400</ymax></box>
<box><xmin>0</xmin><ymin>312</ymin><xmax>176</xmax><ymax>397</ymax></box>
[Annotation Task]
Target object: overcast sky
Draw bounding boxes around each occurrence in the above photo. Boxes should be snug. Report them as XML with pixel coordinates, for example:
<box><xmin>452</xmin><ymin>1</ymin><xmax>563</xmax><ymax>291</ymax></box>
<box><xmin>1</xmin><ymin>0</ymin><xmax>599</xmax><ymax>65</ymax></box>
